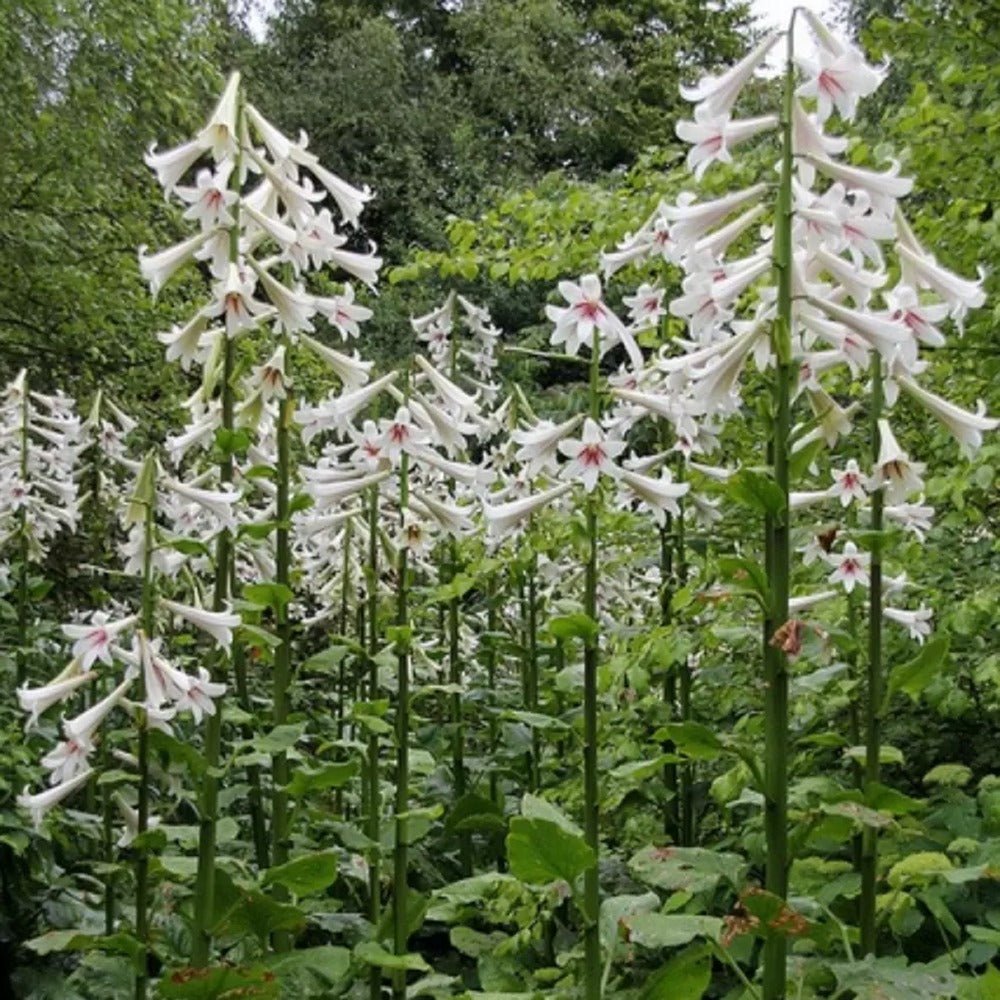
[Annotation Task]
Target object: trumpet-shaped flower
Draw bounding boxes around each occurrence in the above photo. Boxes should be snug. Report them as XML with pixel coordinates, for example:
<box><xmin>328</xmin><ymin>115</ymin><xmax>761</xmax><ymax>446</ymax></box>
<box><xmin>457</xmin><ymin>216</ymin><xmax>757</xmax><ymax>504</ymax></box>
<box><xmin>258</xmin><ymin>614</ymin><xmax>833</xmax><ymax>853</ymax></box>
<box><xmin>796</xmin><ymin>44</ymin><xmax>883</xmax><ymax>123</ymax></box>
<box><xmin>41</xmin><ymin>735</ymin><xmax>95</xmax><ymax>786</ymax></box>
<box><xmin>883</xmin><ymin>604</ymin><xmax>933</xmax><ymax>644</ymax></box>
<box><xmin>830</xmin><ymin>459</ymin><xmax>868</xmax><ymax>506</ymax></box>
<box><xmin>380</xmin><ymin>407</ymin><xmax>430</xmax><ymax>465</ymax></box>
<box><xmin>61</xmin><ymin>612</ymin><xmax>139</xmax><ymax>671</ymax></box>
<box><xmin>870</xmin><ymin>419</ymin><xmax>926</xmax><ymax>503</ymax></box>
<box><xmin>676</xmin><ymin>114</ymin><xmax>778</xmax><ymax>180</ymax></box>
<box><xmin>314</xmin><ymin>284</ymin><xmax>373</xmax><ymax>340</ymax></box>
<box><xmin>18</xmin><ymin>768</ymin><xmax>93</xmax><ymax>829</ymax></box>
<box><xmin>618</xmin><ymin>468</ymin><xmax>690</xmax><ymax>525</ymax></box>
<box><xmin>174</xmin><ymin>667</ymin><xmax>227</xmax><ymax>724</ymax></box>
<box><xmin>511</xmin><ymin>415</ymin><xmax>583</xmax><ymax>476</ymax></box>
<box><xmin>558</xmin><ymin>418</ymin><xmax>625</xmax><ymax>493</ymax></box>
<box><xmin>883</xmin><ymin>497</ymin><xmax>934</xmax><ymax>542</ymax></box>
<box><xmin>825</xmin><ymin>541</ymin><xmax>870</xmax><ymax>593</ymax></box>
<box><xmin>141</xmin><ymin>635</ymin><xmax>192</xmax><ymax>709</ymax></box>
<box><xmin>138</xmin><ymin>228</ymin><xmax>217</xmax><ymax>297</ymax></box>
<box><xmin>680</xmin><ymin>30</ymin><xmax>781</xmax><ymax>118</ymax></box>
<box><xmin>547</xmin><ymin>274</ymin><xmax>627</xmax><ymax>357</ymax></box>
<box><xmin>159</xmin><ymin>598</ymin><xmax>241</xmax><ymax>651</ymax></box>
<box><xmin>896</xmin><ymin>374</ymin><xmax>998</xmax><ymax>454</ymax></box>
<box><xmin>18</xmin><ymin>665</ymin><xmax>97</xmax><ymax>730</ymax></box>
<box><xmin>482</xmin><ymin>482</ymin><xmax>573</xmax><ymax>539</ymax></box>
<box><xmin>175</xmin><ymin>164</ymin><xmax>238</xmax><ymax>229</ymax></box>
<box><xmin>63</xmin><ymin>675</ymin><xmax>134</xmax><ymax>744</ymax></box>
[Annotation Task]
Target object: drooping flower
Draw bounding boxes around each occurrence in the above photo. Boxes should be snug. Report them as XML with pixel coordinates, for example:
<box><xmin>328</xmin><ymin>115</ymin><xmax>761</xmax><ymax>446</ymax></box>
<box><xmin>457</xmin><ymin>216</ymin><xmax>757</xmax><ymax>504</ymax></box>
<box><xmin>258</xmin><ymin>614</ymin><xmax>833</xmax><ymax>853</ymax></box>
<box><xmin>869</xmin><ymin>419</ymin><xmax>926</xmax><ymax>503</ymax></box>
<box><xmin>512</xmin><ymin>415</ymin><xmax>583</xmax><ymax>476</ymax></box>
<box><xmin>18</xmin><ymin>768</ymin><xmax>93</xmax><ymax>829</ymax></box>
<box><xmin>159</xmin><ymin>598</ymin><xmax>241</xmax><ymax>651</ymax></box>
<box><xmin>680</xmin><ymin>31</ymin><xmax>781</xmax><ymax>118</ymax></box>
<box><xmin>174</xmin><ymin>667</ymin><xmax>227</xmax><ymax>723</ymax></box>
<box><xmin>675</xmin><ymin>114</ymin><xmax>778</xmax><ymax>180</ymax></box>
<box><xmin>896</xmin><ymin>374</ymin><xmax>998</xmax><ymax>454</ymax></box>
<box><xmin>482</xmin><ymin>482</ymin><xmax>573</xmax><ymax>539</ymax></box>
<box><xmin>18</xmin><ymin>664</ymin><xmax>96</xmax><ymax>730</ymax></box>
<box><xmin>883</xmin><ymin>604</ymin><xmax>933</xmax><ymax>644</ymax></box>
<box><xmin>830</xmin><ymin>459</ymin><xmax>868</xmax><ymax>507</ymax></box>
<box><xmin>547</xmin><ymin>274</ymin><xmax>627</xmax><ymax>359</ymax></box>
<box><xmin>618</xmin><ymin>468</ymin><xmax>690</xmax><ymax>525</ymax></box>
<box><xmin>61</xmin><ymin>613</ymin><xmax>139</xmax><ymax>671</ymax></box>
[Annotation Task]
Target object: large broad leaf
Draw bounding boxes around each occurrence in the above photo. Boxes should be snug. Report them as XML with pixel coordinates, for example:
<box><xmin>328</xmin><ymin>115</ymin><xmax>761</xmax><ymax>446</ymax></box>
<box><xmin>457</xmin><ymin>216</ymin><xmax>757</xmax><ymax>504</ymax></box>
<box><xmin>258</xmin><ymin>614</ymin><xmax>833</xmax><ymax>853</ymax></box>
<box><xmin>655</xmin><ymin>722</ymin><xmax>724</xmax><ymax>761</ymax></box>
<box><xmin>25</xmin><ymin>929</ymin><xmax>143</xmax><ymax>963</ymax></box>
<box><xmin>829</xmin><ymin>957</ymin><xmax>956</xmax><ymax>1000</ymax></box>
<box><xmin>640</xmin><ymin>944</ymin><xmax>713</xmax><ymax>1000</ymax></box>
<box><xmin>886</xmin><ymin>634</ymin><xmax>950</xmax><ymax>703</ymax></box>
<box><xmin>727</xmin><ymin>468</ymin><xmax>785</xmax><ymax>516</ymax></box>
<box><xmin>629</xmin><ymin>846</ymin><xmax>747</xmax><ymax>894</ymax></box>
<box><xmin>546</xmin><ymin>613</ymin><xmax>599</xmax><ymax>645</ymax></box>
<box><xmin>599</xmin><ymin>892</ymin><xmax>660</xmax><ymax>953</ymax></box>
<box><xmin>739</xmin><ymin>889</ymin><xmax>812</xmax><ymax>940</ymax></box>
<box><xmin>265</xmin><ymin>945</ymin><xmax>351</xmax><ymax>986</ymax></box>
<box><xmin>446</xmin><ymin>794</ymin><xmax>506</xmax><ymax>835</ymax></box>
<box><xmin>623</xmin><ymin>912</ymin><xmax>722</xmax><ymax>949</ymax></box>
<box><xmin>286</xmin><ymin>760</ymin><xmax>359</xmax><ymax>797</ymax></box>
<box><xmin>214</xmin><ymin>889</ymin><xmax>306</xmax><ymax>944</ymax></box>
<box><xmin>262</xmin><ymin>851</ymin><xmax>338</xmax><ymax>897</ymax></box>
<box><xmin>255</xmin><ymin>722</ymin><xmax>308</xmax><ymax>755</ymax></box>
<box><xmin>354</xmin><ymin>941</ymin><xmax>430</xmax><ymax>972</ymax></box>
<box><xmin>157</xmin><ymin>965</ymin><xmax>280</xmax><ymax>999</ymax></box>
<box><xmin>506</xmin><ymin>817</ymin><xmax>595</xmax><ymax>888</ymax></box>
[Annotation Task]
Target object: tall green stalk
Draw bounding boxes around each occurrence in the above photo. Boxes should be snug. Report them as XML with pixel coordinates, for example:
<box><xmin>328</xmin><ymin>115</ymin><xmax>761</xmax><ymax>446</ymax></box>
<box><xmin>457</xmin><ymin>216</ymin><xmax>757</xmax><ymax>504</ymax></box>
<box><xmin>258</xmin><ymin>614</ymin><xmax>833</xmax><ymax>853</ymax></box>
<box><xmin>16</xmin><ymin>378</ymin><xmax>29</xmax><ymax>687</ymax></box>
<box><xmin>761</xmin><ymin>21</ymin><xmax>796</xmax><ymax>1000</ymax></box>
<box><xmin>392</xmin><ymin>445</ymin><xmax>411</xmax><ymax>1000</ymax></box>
<box><xmin>674</xmin><ymin>467</ymin><xmax>693</xmax><ymax>848</ymax></box>
<box><xmin>191</xmin><ymin>109</ymin><xmax>243</xmax><ymax>965</ymax></box>
<box><xmin>581</xmin><ymin>331</ymin><xmax>602</xmax><ymax>1000</ymax></box>
<box><xmin>135</xmin><ymin>456</ymin><xmax>157</xmax><ymax>1000</ymax></box>
<box><xmin>271</xmin><ymin>330</ymin><xmax>295</xmax><ymax>952</ymax></box>
<box><xmin>659</xmin><ymin>511</ymin><xmax>679</xmax><ymax>839</ymax></box>
<box><xmin>448</xmin><ymin>532</ymin><xmax>472</xmax><ymax>872</ymax></box>
<box><xmin>860</xmin><ymin>356</ymin><xmax>884</xmax><ymax>955</ymax></box>
<box><xmin>365</xmin><ymin>484</ymin><xmax>382</xmax><ymax>1000</ymax></box>
<box><xmin>525</xmin><ymin>549</ymin><xmax>541</xmax><ymax>793</ymax></box>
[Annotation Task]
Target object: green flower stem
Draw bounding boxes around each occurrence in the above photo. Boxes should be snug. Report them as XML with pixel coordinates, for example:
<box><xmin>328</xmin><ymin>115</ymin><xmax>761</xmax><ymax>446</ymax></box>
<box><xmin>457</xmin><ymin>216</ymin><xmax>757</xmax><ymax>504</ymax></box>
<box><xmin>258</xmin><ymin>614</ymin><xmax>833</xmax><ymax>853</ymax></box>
<box><xmin>582</xmin><ymin>330</ymin><xmax>602</xmax><ymax>1000</ymax></box>
<box><xmin>762</xmin><ymin>19</ymin><xmax>797</xmax><ymax>1000</ymax></box>
<box><xmin>191</xmin><ymin>112</ymin><xmax>243</xmax><ymax>965</ymax></box>
<box><xmin>366</xmin><ymin>484</ymin><xmax>382</xmax><ymax>1000</ymax></box>
<box><xmin>392</xmin><ymin>444</ymin><xmax>411</xmax><ymax>1000</ymax></box>
<box><xmin>270</xmin><ymin>331</ymin><xmax>295</xmax><ymax>952</ymax></box>
<box><xmin>448</xmin><ymin>533</ymin><xmax>472</xmax><ymax>872</ymax></box>
<box><xmin>526</xmin><ymin>547</ymin><xmax>541</xmax><ymax>793</ymax></box>
<box><xmin>336</xmin><ymin>514</ymin><xmax>353</xmax><ymax>818</ymax></box>
<box><xmin>673</xmin><ymin>461</ymin><xmax>694</xmax><ymax>846</ymax></box>
<box><xmin>16</xmin><ymin>379</ymin><xmax>29</xmax><ymax>687</ymax></box>
<box><xmin>659</xmin><ymin>509</ymin><xmax>679</xmax><ymax>840</ymax></box>
<box><xmin>860</xmin><ymin>355</ymin><xmax>885</xmax><ymax>956</ymax></box>
<box><xmin>135</xmin><ymin>476</ymin><xmax>156</xmax><ymax>1000</ymax></box>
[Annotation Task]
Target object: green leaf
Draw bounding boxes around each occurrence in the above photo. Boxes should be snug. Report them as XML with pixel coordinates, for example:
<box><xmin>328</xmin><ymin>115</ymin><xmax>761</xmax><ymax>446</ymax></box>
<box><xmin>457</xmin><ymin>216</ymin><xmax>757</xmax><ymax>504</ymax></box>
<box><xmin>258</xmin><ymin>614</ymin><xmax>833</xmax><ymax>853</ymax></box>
<box><xmin>354</xmin><ymin>941</ymin><xmax>430</xmax><ymax>972</ymax></box>
<box><xmin>629</xmin><ymin>846</ymin><xmax>747</xmax><ymax>894</ymax></box>
<box><xmin>506</xmin><ymin>816</ymin><xmax>595</xmax><ymax>887</ymax></box>
<box><xmin>446</xmin><ymin>794</ymin><xmax>506</xmax><ymax>835</ymax></box>
<box><xmin>886</xmin><ymin>634</ymin><xmax>950</xmax><ymax>703</ymax></box>
<box><xmin>640</xmin><ymin>944</ymin><xmax>712</xmax><ymax>1000</ymax></box>
<box><xmin>262</xmin><ymin>852</ymin><xmax>338</xmax><ymax>896</ymax></box>
<box><xmin>265</xmin><ymin>946</ymin><xmax>351</xmax><ymax>987</ymax></box>
<box><xmin>655</xmin><ymin>722</ymin><xmax>723</xmax><ymax>761</ymax></box>
<box><xmin>599</xmin><ymin>892</ymin><xmax>659</xmax><ymax>953</ymax></box>
<box><xmin>243</xmin><ymin>582</ymin><xmax>295</xmax><ymax>612</ymax></box>
<box><xmin>255</xmin><ymin>722</ymin><xmax>307</xmax><ymax>755</ymax></box>
<box><xmin>829</xmin><ymin>956</ymin><xmax>955</xmax><ymax>1000</ymax></box>
<box><xmin>624</xmin><ymin>912</ymin><xmax>722</xmax><ymax>949</ymax></box>
<box><xmin>727</xmin><ymin>468</ymin><xmax>785</xmax><ymax>516</ymax></box>
<box><xmin>158</xmin><ymin>965</ymin><xmax>280</xmax><ymax>999</ymax></box>
<box><xmin>215</xmin><ymin>889</ymin><xmax>306</xmax><ymax>944</ymax></box>
<box><xmin>546</xmin><ymin>613</ymin><xmax>599</xmax><ymax>645</ymax></box>
<box><xmin>286</xmin><ymin>760</ymin><xmax>359</xmax><ymax>797</ymax></box>
<box><xmin>25</xmin><ymin>929</ymin><xmax>144</xmax><ymax>962</ymax></box>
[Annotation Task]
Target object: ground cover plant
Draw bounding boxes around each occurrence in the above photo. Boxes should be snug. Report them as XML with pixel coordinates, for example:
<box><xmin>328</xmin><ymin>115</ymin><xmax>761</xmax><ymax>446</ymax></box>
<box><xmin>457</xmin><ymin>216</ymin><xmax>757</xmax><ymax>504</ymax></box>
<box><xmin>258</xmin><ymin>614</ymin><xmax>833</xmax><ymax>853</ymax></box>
<box><xmin>1</xmin><ymin>2</ymin><xmax>999</xmax><ymax>999</ymax></box>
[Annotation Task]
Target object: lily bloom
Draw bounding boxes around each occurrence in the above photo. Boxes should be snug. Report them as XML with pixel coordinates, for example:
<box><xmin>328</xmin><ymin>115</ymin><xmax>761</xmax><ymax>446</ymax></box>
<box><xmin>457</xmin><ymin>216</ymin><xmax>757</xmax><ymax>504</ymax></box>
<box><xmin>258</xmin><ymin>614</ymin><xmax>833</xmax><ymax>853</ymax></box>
<box><xmin>482</xmin><ymin>482</ymin><xmax>572</xmax><ymax>539</ymax></box>
<box><xmin>676</xmin><ymin>114</ymin><xmax>778</xmax><ymax>180</ymax></box>
<box><xmin>61</xmin><ymin>613</ymin><xmax>138</xmax><ymax>671</ymax></box>
<box><xmin>558</xmin><ymin>418</ymin><xmax>625</xmax><ymax>493</ymax></box>
<box><xmin>618</xmin><ymin>468</ymin><xmax>690</xmax><ymax>526</ymax></box>
<box><xmin>512</xmin><ymin>415</ymin><xmax>583</xmax><ymax>476</ymax></box>
<box><xmin>896</xmin><ymin>375</ymin><xmax>997</xmax><ymax>454</ymax></box>
<box><xmin>883</xmin><ymin>604</ymin><xmax>933</xmax><ymax>644</ymax></box>
<box><xmin>680</xmin><ymin>30</ymin><xmax>781</xmax><ymax>118</ymax></box>
<box><xmin>18</xmin><ymin>768</ymin><xmax>93</xmax><ymax>829</ymax></box>
<box><xmin>174</xmin><ymin>667</ymin><xmax>227</xmax><ymax>723</ymax></box>
<box><xmin>18</xmin><ymin>663</ymin><xmax>96</xmax><ymax>730</ymax></box>
<box><xmin>159</xmin><ymin>598</ymin><xmax>241</xmax><ymax>651</ymax></box>
<box><xmin>870</xmin><ymin>419</ymin><xmax>926</xmax><ymax>503</ymax></box>
<box><xmin>547</xmin><ymin>274</ymin><xmax>627</xmax><ymax>358</ymax></box>
<box><xmin>830</xmin><ymin>459</ymin><xmax>868</xmax><ymax>507</ymax></box>
<box><xmin>825</xmin><ymin>541</ymin><xmax>870</xmax><ymax>593</ymax></box>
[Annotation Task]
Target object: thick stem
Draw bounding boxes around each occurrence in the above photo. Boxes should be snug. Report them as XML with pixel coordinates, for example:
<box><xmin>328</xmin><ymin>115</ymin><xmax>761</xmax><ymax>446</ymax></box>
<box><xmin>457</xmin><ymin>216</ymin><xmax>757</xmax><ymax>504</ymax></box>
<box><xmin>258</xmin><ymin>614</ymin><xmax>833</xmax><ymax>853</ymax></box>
<box><xmin>366</xmin><ymin>486</ymin><xmax>382</xmax><ymax>1000</ymax></box>
<box><xmin>660</xmin><ymin>514</ymin><xmax>679</xmax><ymax>839</ymax></box>
<box><xmin>762</xmin><ymin>23</ymin><xmax>796</xmax><ymax>1000</ymax></box>
<box><xmin>581</xmin><ymin>332</ymin><xmax>601</xmax><ymax>999</ymax></box>
<box><xmin>270</xmin><ymin>340</ymin><xmax>295</xmax><ymax>951</ymax></box>
<box><xmin>448</xmin><ymin>535</ymin><xmax>471</xmax><ymax>873</ymax></box>
<box><xmin>526</xmin><ymin>552</ymin><xmax>541</xmax><ymax>793</ymax></box>
<box><xmin>860</xmin><ymin>356</ymin><xmax>884</xmax><ymax>956</ymax></box>
<box><xmin>16</xmin><ymin>381</ymin><xmax>29</xmax><ymax>687</ymax></box>
<box><xmin>392</xmin><ymin>449</ymin><xmax>411</xmax><ymax>1000</ymax></box>
<box><xmin>135</xmin><ymin>495</ymin><xmax>156</xmax><ymax>1000</ymax></box>
<box><xmin>674</xmin><ymin>464</ymin><xmax>694</xmax><ymax>847</ymax></box>
<box><xmin>486</xmin><ymin>574</ymin><xmax>501</xmax><ymax>813</ymax></box>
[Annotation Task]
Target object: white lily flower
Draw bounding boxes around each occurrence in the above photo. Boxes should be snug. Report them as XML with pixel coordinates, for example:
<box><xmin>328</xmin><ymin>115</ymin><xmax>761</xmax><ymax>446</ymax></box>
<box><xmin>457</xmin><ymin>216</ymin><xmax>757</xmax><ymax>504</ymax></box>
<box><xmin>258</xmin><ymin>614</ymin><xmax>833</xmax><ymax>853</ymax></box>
<box><xmin>313</xmin><ymin>284</ymin><xmax>373</xmax><ymax>339</ymax></box>
<box><xmin>410</xmin><ymin>490</ymin><xmax>474</xmax><ymax>537</ymax></box>
<box><xmin>175</xmin><ymin>163</ymin><xmax>237</xmax><ymax>229</ymax></box>
<box><xmin>807</xmin><ymin>156</ymin><xmax>913</xmax><ymax>215</ymax></box>
<box><xmin>825</xmin><ymin>541</ymin><xmax>870</xmax><ymax>593</ymax></box>
<box><xmin>307</xmin><ymin>469</ymin><xmax>390</xmax><ymax>509</ymax></box>
<box><xmin>883</xmin><ymin>605</ymin><xmax>933</xmax><ymax>644</ymax></box>
<box><xmin>796</xmin><ymin>44</ymin><xmax>883</xmax><ymax>123</ymax></box>
<box><xmin>676</xmin><ymin>114</ymin><xmax>778</xmax><ymax>180</ymax></box>
<box><xmin>18</xmin><ymin>768</ymin><xmax>93</xmax><ymax>829</ymax></box>
<box><xmin>144</xmin><ymin>137</ymin><xmax>204</xmax><ymax>194</ymax></box>
<box><xmin>511</xmin><ymin>415</ymin><xmax>583</xmax><ymax>476</ymax></box>
<box><xmin>546</xmin><ymin>274</ymin><xmax>627</xmax><ymax>358</ymax></box>
<box><xmin>63</xmin><ymin>675</ymin><xmax>134</xmax><ymax>743</ymax></box>
<box><xmin>349</xmin><ymin>420</ymin><xmax>388</xmax><ymax>471</ymax></box>
<box><xmin>159</xmin><ymin>598</ymin><xmax>241</xmax><ymax>651</ymax></box>
<box><xmin>829</xmin><ymin>459</ymin><xmax>868</xmax><ymax>507</ymax></box>
<box><xmin>115</xmin><ymin>794</ymin><xmax>162</xmax><ymax>848</ymax></box>
<box><xmin>196</xmin><ymin>71</ymin><xmax>241</xmax><ymax>161</ymax></box>
<box><xmin>140</xmin><ymin>635</ymin><xmax>192</xmax><ymax>708</ymax></box>
<box><xmin>174</xmin><ymin>667</ymin><xmax>227</xmax><ymax>724</ymax></box>
<box><xmin>138</xmin><ymin>228</ymin><xmax>217</xmax><ymax>297</ymax></box>
<box><xmin>870</xmin><ymin>419</ymin><xmax>926</xmax><ymax>503</ymax></box>
<box><xmin>558</xmin><ymin>418</ymin><xmax>625</xmax><ymax>493</ymax></box>
<box><xmin>789</xmin><ymin>590</ymin><xmax>838</xmax><ymax>613</ymax></box>
<box><xmin>482</xmin><ymin>482</ymin><xmax>573</xmax><ymax>538</ymax></box>
<box><xmin>157</xmin><ymin>313</ymin><xmax>212</xmax><ymax>371</ymax></box>
<box><xmin>42</xmin><ymin>735</ymin><xmax>95</xmax><ymax>786</ymax></box>
<box><xmin>18</xmin><ymin>665</ymin><xmax>97</xmax><ymax>730</ymax></box>
<box><xmin>61</xmin><ymin>612</ymin><xmax>139</xmax><ymax>671</ymax></box>
<box><xmin>896</xmin><ymin>375</ymin><xmax>998</xmax><ymax>454</ymax></box>
<box><xmin>790</xmin><ymin>488</ymin><xmax>835</xmax><ymax>510</ymax></box>
<box><xmin>619</xmin><ymin>468</ymin><xmax>690</xmax><ymax>525</ymax></box>
<box><xmin>808</xmin><ymin>297</ymin><xmax>913</xmax><ymax>365</ymax></box>
<box><xmin>663</xmin><ymin>184</ymin><xmax>767</xmax><ymax>249</ymax></box>
<box><xmin>380</xmin><ymin>407</ymin><xmax>430</xmax><ymax>465</ymax></box>
<box><xmin>302</xmin><ymin>334</ymin><xmax>374</xmax><ymax>389</ymax></box>
<box><xmin>414</xmin><ymin>353</ymin><xmax>480</xmax><ymax>419</ymax></box>
<box><xmin>203</xmin><ymin>263</ymin><xmax>272</xmax><ymax>338</ymax></box>
<box><xmin>297</xmin><ymin>152</ymin><xmax>374</xmax><ymax>229</ymax></box>
<box><xmin>791</xmin><ymin>101</ymin><xmax>848</xmax><ymax>186</ymax></box>
<box><xmin>163</xmin><ymin>477</ymin><xmax>240</xmax><ymax>527</ymax></box>
<box><xmin>883</xmin><ymin>497</ymin><xmax>934</xmax><ymax>542</ymax></box>
<box><xmin>412</xmin><ymin>447</ymin><xmax>496</xmax><ymax>488</ymax></box>
<box><xmin>250</xmin><ymin>262</ymin><xmax>316</xmax><ymax>334</ymax></box>
<box><xmin>895</xmin><ymin>242</ymin><xmax>987</xmax><ymax>327</ymax></box>
<box><xmin>680</xmin><ymin>30</ymin><xmax>781</xmax><ymax>118</ymax></box>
